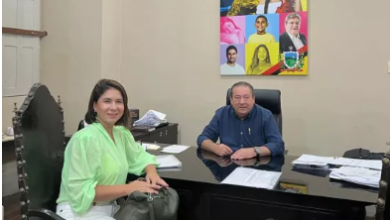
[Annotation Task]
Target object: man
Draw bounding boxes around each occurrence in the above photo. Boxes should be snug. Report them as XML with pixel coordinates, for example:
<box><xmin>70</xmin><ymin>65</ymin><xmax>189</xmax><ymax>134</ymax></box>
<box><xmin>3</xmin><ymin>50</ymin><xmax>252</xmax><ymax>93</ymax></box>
<box><xmin>197</xmin><ymin>81</ymin><xmax>284</xmax><ymax>160</ymax></box>
<box><xmin>247</xmin><ymin>15</ymin><xmax>276</xmax><ymax>44</ymax></box>
<box><xmin>220</xmin><ymin>45</ymin><xmax>245</xmax><ymax>75</ymax></box>
<box><xmin>279</xmin><ymin>12</ymin><xmax>307</xmax><ymax>53</ymax></box>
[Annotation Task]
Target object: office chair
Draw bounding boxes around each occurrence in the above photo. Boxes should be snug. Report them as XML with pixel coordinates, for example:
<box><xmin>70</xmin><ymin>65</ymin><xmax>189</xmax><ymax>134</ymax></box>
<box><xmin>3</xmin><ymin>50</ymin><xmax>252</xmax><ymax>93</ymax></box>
<box><xmin>226</xmin><ymin>88</ymin><xmax>282</xmax><ymax>136</ymax></box>
<box><xmin>13</xmin><ymin>83</ymin><xmax>66</xmax><ymax>220</ymax></box>
<box><xmin>374</xmin><ymin>145</ymin><xmax>390</xmax><ymax>220</ymax></box>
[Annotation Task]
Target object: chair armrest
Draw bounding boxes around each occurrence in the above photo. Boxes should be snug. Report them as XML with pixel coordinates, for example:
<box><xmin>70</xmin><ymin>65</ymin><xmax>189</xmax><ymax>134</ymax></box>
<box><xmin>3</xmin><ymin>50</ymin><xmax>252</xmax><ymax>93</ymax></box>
<box><xmin>28</xmin><ymin>208</ymin><xmax>65</xmax><ymax>220</ymax></box>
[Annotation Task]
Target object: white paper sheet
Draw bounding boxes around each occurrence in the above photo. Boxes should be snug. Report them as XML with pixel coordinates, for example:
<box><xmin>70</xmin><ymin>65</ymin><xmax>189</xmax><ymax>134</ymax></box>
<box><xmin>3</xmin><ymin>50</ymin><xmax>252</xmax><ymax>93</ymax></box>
<box><xmin>221</xmin><ymin>167</ymin><xmax>282</xmax><ymax>189</ymax></box>
<box><xmin>142</xmin><ymin>143</ymin><xmax>161</xmax><ymax>150</ymax></box>
<box><xmin>330</xmin><ymin>157</ymin><xmax>382</xmax><ymax>170</ymax></box>
<box><xmin>155</xmin><ymin>155</ymin><xmax>182</xmax><ymax>169</ymax></box>
<box><xmin>330</xmin><ymin>166</ymin><xmax>381</xmax><ymax>188</ymax></box>
<box><xmin>291</xmin><ymin>154</ymin><xmax>333</xmax><ymax>167</ymax></box>
<box><xmin>161</xmin><ymin>145</ymin><xmax>190</xmax><ymax>154</ymax></box>
<box><xmin>292</xmin><ymin>154</ymin><xmax>382</xmax><ymax>170</ymax></box>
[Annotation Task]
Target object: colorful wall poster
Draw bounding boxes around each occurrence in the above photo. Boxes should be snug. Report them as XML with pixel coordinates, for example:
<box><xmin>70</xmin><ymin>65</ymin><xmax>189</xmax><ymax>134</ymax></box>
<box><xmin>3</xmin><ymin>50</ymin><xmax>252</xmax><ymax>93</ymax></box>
<box><xmin>220</xmin><ymin>0</ymin><xmax>308</xmax><ymax>76</ymax></box>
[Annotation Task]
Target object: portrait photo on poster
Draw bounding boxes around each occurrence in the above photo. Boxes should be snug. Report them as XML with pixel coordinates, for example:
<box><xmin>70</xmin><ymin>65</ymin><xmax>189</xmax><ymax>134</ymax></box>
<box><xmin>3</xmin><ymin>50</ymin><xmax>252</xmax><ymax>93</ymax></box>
<box><xmin>279</xmin><ymin>11</ymin><xmax>308</xmax><ymax>52</ymax></box>
<box><xmin>279</xmin><ymin>11</ymin><xmax>308</xmax><ymax>75</ymax></box>
<box><xmin>220</xmin><ymin>16</ymin><xmax>246</xmax><ymax>45</ymax></box>
<box><xmin>220</xmin><ymin>44</ymin><xmax>246</xmax><ymax>76</ymax></box>
<box><xmin>245</xmin><ymin>43</ymin><xmax>279</xmax><ymax>75</ymax></box>
<box><xmin>245</xmin><ymin>13</ymin><xmax>280</xmax><ymax>44</ymax></box>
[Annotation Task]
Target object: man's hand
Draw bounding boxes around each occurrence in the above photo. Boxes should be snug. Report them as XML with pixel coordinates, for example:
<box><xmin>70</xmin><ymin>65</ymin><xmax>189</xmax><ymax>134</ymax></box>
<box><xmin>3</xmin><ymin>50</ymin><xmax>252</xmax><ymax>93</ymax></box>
<box><xmin>231</xmin><ymin>148</ymin><xmax>256</xmax><ymax>160</ymax></box>
<box><xmin>213</xmin><ymin>144</ymin><xmax>233</xmax><ymax>157</ymax></box>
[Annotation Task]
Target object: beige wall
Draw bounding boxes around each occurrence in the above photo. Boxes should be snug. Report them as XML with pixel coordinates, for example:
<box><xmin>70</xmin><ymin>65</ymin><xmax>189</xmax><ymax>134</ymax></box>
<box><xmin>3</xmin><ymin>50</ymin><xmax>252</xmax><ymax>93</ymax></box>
<box><xmin>121</xmin><ymin>0</ymin><xmax>390</xmax><ymax>156</ymax></box>
<box><xmin>40</xmin><ymin>0</ymin><xmax>123</xmax><ymax>134</ymax></box>
<box><xmin>101</xmin><ymin>0</ymin><xmax>122</xmax><ymax>81</ymax></box>
<box><xmin>38</xmin><ymin>0</ymin><xmax>390</xmax><ymax>156</ymax></box>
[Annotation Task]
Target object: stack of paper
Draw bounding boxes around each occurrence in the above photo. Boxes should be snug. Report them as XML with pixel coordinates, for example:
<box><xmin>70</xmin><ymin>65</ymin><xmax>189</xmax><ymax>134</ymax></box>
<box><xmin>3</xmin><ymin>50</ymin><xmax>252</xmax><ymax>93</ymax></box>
<box><xmin>155</xmin><ymin>155</ymin><xmax>182</xmax><ymax>169</ymax></box>
<box><xmin>221</xmin><ymin>167</ymin><xmax>282</xmax><ymax>190</ymax></box>
<box><xmin>330</xmin><ymin>158</ymin><xmax>382</xmax><ymax>170</ymax></box>
<box><xmin>329</xmin><ymin>167</ymin><xmax>381</xmax><ymax>188</ymax></box>
<box><xmin>292</xmin><ymin>154</ymin><xmax>333</xmax><ymax>168</ymax></box>
<box><xmin>133</xmin><ymin>110</ymin><xmax>168</xmax><ymax>127</ymax></box>
<box><xmin>161</xmin><ymin>145</ymin><xmax>189</xmax><ymax>154</ymax></box>
<box><xmin>292</xmin><ymin>154</ymin><xmax>382</xmax><ymax>170</ymax></box>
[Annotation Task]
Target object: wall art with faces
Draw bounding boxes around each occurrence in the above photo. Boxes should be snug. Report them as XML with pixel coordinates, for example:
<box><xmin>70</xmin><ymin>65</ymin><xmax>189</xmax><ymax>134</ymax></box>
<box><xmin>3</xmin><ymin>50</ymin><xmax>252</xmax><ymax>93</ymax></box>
<box><xmin>220</xmin><ymin>0</ymin><xmax>308</xmax><ymax>76</ymax></box>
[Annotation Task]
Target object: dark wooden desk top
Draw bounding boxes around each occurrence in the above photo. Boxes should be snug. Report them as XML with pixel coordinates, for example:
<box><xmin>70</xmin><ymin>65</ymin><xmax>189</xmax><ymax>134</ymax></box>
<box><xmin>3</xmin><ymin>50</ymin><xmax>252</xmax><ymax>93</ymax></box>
<box><xmin>150</xmin><ymin>146</ymin><xmax>378</xmax><ymax>205</ymax></box>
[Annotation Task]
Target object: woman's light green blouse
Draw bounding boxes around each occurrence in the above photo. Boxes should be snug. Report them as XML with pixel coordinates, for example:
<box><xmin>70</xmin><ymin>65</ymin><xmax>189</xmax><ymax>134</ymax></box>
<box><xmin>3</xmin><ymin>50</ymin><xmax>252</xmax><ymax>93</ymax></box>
<box><xmin>56</xmin><ymin>123</ymin><xmax>158</xmax><ymax>214</ymax></box>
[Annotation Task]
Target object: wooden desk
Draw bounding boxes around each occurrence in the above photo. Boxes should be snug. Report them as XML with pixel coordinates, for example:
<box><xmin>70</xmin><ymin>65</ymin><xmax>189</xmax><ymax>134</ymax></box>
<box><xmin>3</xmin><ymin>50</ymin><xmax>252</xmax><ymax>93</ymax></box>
<box><xmin>143</xmin><ymin>146</ymin><xmax>378</xmax><ymax>220</ymax></box>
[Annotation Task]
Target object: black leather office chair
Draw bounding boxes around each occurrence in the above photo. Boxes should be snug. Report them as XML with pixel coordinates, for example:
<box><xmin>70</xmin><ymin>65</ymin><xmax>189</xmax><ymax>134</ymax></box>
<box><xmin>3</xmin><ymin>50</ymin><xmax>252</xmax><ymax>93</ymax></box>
<box><xmin>226</xmin><ymin>88</ymin><xmax>282</xmax><ymax>136</ymax></box>
<box><xmin>13</xmin><ymin>83</ymin><xmax>66</xmax><ymax>220</ymax></box>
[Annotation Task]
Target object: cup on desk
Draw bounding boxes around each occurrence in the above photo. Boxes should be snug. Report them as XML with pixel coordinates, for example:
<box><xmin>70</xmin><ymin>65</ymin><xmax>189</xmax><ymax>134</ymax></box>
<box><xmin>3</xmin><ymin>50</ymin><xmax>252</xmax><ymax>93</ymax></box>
<box><xmin>5</xmin><ymin>127</ymin><xmax>14</xmax><ymax>136</ymax></box>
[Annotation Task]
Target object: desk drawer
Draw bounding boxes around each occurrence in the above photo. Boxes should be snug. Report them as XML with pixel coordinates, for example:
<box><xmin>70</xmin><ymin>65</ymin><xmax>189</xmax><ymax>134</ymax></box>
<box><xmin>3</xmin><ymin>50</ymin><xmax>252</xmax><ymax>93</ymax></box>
<box><xmin>211</xmin><ymin>196</ymin><xmax>336</xmax><ymax>220</ymax></box>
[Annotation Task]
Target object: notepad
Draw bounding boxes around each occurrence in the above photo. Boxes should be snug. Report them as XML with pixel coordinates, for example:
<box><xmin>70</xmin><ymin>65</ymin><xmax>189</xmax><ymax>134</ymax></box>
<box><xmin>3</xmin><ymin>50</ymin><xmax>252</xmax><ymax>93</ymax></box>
<box><xmin>221</xmin><ymin>167</ymin><xmax>281</xmax><ymax>190</ymax></box>
<box><xmin>156</xmin><ymin>155</ymin><xmax>182</xmax><ymax>169</ymax></box>
<box><xmin>161</xmin><ymin>145</ymin><xmax>190</xmax><ymax>154</ymax></box>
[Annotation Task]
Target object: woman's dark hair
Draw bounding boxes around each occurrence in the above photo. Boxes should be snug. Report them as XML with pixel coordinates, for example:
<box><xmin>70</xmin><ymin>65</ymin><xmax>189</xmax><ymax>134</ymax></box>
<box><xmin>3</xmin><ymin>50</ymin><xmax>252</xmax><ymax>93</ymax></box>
<box><xmin>84</xmin><ymin>79</ymin><xmax>130</xmax><ymax>127</ymax></box>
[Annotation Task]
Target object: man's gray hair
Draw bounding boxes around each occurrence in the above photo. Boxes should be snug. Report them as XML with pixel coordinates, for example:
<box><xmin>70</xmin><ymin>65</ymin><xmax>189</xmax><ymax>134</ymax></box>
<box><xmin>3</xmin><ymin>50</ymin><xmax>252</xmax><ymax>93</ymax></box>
<box><xmin>230</xmin><ymin>81</ymin><xmax>254</xmax><ymax>98</ymax></box>
<box><xmin>285</xmin><ymin>12</ymin><xmax>301</xmax><ymax>24</ymax></box>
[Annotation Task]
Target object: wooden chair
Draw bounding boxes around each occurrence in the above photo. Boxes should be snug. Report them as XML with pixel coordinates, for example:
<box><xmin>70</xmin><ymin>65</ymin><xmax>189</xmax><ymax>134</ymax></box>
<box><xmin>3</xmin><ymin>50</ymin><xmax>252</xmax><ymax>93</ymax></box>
<box><xmin>374</xmin><ymin>143</ymin><xmax>390</xmax><ymax>220</ymax></box>
<box><xmin>12</xmin><ymin>83</ymin><xmax>66</xmax><ymax>220</ymax></box>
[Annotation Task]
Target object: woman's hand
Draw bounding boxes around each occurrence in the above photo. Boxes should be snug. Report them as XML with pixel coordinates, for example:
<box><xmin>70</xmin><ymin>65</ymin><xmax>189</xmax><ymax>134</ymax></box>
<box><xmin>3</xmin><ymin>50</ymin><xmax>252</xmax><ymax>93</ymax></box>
<box><xmin>127</xmin><ymin>180</ymin><xmax>161</xmax><ymax>195</ymax></box>
<box><xmin>146</xmin><ymin>171</ymin><xmax>169</xmax><ymax>188</ymax></box>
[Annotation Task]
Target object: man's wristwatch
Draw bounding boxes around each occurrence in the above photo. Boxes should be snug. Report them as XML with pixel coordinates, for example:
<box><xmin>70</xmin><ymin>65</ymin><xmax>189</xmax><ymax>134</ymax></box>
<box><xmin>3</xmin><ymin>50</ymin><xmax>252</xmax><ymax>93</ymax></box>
<box><xmin>254</xmin><ymin>146</ymin><xmax>261</xmax><ymax>158</ymax></box>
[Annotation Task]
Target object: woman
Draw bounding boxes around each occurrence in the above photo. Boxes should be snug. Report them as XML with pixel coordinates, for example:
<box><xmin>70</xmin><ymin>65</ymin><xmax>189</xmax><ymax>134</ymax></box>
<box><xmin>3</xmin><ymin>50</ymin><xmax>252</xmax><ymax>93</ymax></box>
<box><xmin>56</xmin><ymin>79</ymin><xmax>168</xmax><ymax>219</ymax></box>
<box><xmin>220</xmin><ymin>17</ymin><xmax>245</xmax><ymax>44</ymax></box>
<box><xmin>247</xmin><ymin>44</ymin><xmax>272</xmax><ymax>75</ymax></box>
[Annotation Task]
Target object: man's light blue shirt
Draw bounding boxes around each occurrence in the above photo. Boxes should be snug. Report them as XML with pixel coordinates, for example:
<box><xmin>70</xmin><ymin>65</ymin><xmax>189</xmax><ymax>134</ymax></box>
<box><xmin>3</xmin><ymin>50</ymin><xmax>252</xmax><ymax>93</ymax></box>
<box><xmin>197</xmin><ymin>104</ymin><xmax>285</xmax><ymax>156</ymax></box>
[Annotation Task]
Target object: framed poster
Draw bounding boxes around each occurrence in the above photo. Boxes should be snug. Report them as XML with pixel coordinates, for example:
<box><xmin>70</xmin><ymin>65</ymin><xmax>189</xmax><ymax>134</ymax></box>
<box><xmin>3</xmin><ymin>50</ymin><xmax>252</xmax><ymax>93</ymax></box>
<box><xmin>220</xmin><ymin>0</ymin><xmax>308</xmax><ymax>76</ymax></box>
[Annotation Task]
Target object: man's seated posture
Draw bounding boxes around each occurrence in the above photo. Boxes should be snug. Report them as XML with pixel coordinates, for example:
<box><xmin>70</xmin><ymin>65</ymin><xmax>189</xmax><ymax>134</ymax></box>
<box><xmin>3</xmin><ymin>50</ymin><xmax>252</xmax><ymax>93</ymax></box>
<box><xmin>197</xmin><ymin>81</ymin><xmax>285</xmax><ymax>160</ymax></box>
